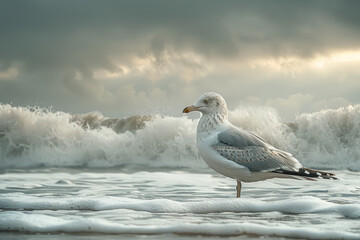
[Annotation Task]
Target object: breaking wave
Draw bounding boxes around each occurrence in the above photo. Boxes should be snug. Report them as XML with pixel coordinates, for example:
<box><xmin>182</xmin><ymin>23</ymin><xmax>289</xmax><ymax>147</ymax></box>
<box><xmin>1</xmin><ymin>103</ymin><xmax>360</xmax><ymax>170</ymax></box>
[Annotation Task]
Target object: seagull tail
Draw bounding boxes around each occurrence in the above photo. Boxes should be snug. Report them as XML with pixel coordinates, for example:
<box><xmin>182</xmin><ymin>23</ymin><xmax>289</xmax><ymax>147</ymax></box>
<box><xmin>272</xmin><ymin>167</ymin><xmax>338</xmax><ymax>180</ymax></box>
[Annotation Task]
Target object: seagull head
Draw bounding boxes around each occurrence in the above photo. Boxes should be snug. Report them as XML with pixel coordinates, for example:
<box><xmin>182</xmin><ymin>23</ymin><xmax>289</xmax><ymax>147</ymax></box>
<box><xmin>183</xmin><ymin>92</ymin><xmax>228</xmax><ymax>116</ymax></box>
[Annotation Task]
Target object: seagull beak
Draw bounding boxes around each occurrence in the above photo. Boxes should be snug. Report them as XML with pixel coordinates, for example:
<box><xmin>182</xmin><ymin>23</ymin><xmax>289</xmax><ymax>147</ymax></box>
<box><xmin>182</xmin><ymin>105</ymin><xmax>199</xmax><ymax>113</ymax></box>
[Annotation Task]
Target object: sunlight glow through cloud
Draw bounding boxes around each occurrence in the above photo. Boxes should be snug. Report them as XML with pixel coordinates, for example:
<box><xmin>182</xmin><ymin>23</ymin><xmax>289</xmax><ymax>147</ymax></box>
<box><xmin>0</xmin><ymin>67</ymin><xmax>18</xmax><ymax>80</ymax></box>
<box><xmin>93</xmin><ymin>51</ymin><xmax>209</xmax><ymax>82</ymax></box>
<box><xmin>250</xmin><ymin>50</ymin><xmax>360</xmax><ymax>73</ymax></box>
<box><xmin>311</xmin><ymin>50</ymin><xmax>360</xmax><ymax>69</ymax></box>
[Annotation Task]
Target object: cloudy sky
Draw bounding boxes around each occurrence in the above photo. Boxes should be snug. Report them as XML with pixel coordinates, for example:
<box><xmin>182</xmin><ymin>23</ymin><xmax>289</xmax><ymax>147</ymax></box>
<box><xmin>1</xmin><ymin>0</ymin><xmax>360</xmax><ymax>119</ymax></box>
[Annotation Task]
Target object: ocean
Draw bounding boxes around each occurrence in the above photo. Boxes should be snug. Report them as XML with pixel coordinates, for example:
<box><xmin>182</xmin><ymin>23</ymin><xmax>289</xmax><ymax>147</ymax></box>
<box><xmin>0</xmin><ymin>103</ymin><xmax>360</xmax><ymax>239</ymax></box>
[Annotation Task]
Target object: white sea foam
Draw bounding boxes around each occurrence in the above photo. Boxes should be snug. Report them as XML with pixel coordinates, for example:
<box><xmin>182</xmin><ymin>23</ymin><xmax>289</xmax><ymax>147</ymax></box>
<box><xmin>0</xmin><ymin>211</ymin><xmax>359</xmax><ymax>239</ymax></box>
<box><xmin>1</xmin><ymin>103</ymin><xmax>360</xmax><ymax>170</ymax></box>
<box><xmin>0</xmin><ymin>194</ymin><xmax>359</xmax><ymax>219</ymax></box>
<box><xmin>0</xmin><ymin>104</ymin><xmax>199</xmax><ymax>169</ymax></box>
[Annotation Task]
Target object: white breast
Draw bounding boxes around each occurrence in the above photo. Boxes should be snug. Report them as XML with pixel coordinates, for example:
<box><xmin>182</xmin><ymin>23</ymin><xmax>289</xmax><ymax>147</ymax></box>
<box><xmin>197</xmin><ymin>131</ymin><xmax>251</xmax><ymax>180</ymax></box>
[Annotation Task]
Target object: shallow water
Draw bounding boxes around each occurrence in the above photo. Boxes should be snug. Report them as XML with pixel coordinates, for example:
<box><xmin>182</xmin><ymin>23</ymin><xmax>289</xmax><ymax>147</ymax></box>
<box><xmin>0</xmin><ymin>169</ymin><xmax>359</xmax><ymax>239</ymax></box>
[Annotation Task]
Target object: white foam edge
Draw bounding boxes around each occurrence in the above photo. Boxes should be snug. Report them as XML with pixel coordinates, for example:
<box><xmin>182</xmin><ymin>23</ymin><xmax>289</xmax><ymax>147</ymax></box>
<box><xmin>1</xmin><ymin>194</ymin><xmax>359</xmax><ymax>219</ymax></box>
<box><xmin>0</xmin><ymin>211</ymin><xmax>358</xmax><ymax>239</ymax></box>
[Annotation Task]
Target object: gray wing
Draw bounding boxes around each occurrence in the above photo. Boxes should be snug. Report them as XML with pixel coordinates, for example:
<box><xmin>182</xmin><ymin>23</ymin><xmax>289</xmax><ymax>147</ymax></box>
<box><xmin>217</xmin><ymin>127</ymin><xmax>271</xmax><ymax>149</ymax></box>
<box><xmin>214</xmin><ymin>127</ymin><xmax>301</xmax><ymax>172</ymax></box>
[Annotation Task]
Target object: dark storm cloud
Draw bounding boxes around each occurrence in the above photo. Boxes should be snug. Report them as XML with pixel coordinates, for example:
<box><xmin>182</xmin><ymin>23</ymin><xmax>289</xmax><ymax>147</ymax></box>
<box><xmin>2</xmin><ymin>0</ymin><xmax>360</xmax><ymax>69</ymax></box>
<box><xmin>1</xmin><ymin>0</ymin><xmax>360</xmax><ymax>116</ymax></box>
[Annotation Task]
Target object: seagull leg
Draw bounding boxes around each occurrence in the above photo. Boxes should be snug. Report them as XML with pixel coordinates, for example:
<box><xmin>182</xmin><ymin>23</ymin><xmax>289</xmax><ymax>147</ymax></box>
<box><xmin>236</xmin><ymin>181</ymin><xmax>242</xmax><ymax>198</ymax></box>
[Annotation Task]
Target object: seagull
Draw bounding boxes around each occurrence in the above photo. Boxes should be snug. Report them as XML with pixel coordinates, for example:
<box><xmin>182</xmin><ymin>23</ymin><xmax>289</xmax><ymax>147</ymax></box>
<box><xmin>183</xmin><ymin>92</ymin><xmax>337</xmax><ymax>198</ymax></box>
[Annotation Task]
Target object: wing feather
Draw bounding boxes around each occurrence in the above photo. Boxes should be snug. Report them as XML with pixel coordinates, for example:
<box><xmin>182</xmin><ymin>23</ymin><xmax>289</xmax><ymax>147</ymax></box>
<box><xmin>217</xmin><ymin>127</ymin><xmax>270</xmax><ymax>149</ymax></box>
<box><xmin>214</xmin><ymin>128</ymin><xmax>302</xmax><ymax>172</ymax></box>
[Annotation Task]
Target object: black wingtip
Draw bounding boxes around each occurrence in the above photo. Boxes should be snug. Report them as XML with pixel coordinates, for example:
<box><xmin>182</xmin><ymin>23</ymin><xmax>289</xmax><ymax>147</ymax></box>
<box><xmin>272</xmin><ymin>167</ymin><xmax>338</xmax><ymax>180</ymax></box>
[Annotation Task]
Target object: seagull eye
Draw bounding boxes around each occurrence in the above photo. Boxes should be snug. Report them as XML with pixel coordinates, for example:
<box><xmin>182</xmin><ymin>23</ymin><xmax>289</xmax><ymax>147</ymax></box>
<box><xmin>204</xmin><ymin>99</ymin><xmax>209</xmax><ymax>104</ymax></box>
